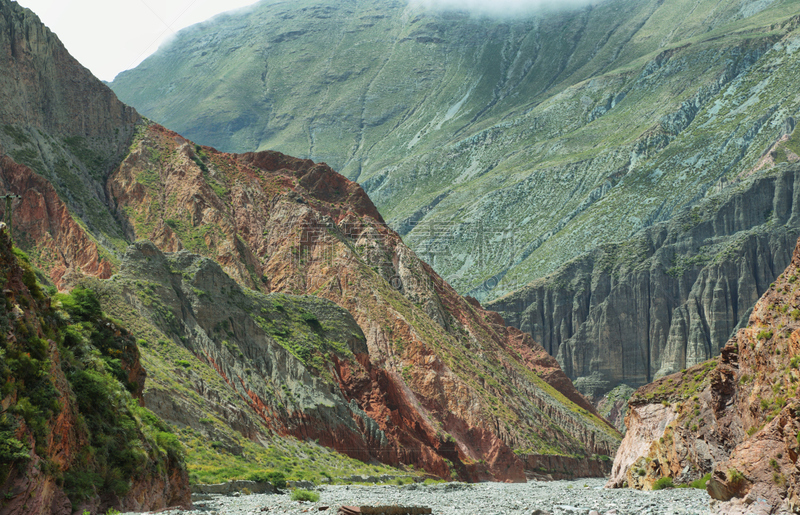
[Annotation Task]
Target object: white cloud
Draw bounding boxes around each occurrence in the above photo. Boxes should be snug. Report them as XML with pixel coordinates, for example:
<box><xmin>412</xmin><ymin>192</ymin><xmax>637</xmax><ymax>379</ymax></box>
<box><xmin>407</xmin><ymin>0</ymin><xmax>596</xmax><ymax>16</ymax></box>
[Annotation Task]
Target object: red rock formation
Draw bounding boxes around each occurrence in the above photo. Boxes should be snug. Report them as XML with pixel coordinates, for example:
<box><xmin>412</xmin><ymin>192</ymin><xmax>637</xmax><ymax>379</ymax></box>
<box><xmin>0</xmin><ymin>155</ymin><xmax>114</xmax><ymax>287</ymax></box>
<box><xmin>102</xmin><ymin>123</ymin><xmax>620</xmax><ymax>480</ymax></box>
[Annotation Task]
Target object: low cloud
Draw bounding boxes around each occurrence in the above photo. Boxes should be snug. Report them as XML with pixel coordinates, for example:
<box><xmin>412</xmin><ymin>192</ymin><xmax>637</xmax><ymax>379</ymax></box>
<box><xmin>407</xmin><ymin>0</ymin><xmax>596</xmax><ymax>16</ymax></box>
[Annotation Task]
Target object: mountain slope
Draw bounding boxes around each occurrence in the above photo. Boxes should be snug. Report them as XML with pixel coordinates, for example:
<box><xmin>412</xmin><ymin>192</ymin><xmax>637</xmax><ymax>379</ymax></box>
<box><xmin>98</xmin><ymin>121</ymin><xmax>620</xmax><ymax>479</ymax></box>
<box><xmin>607</xmin><ymin>235</ymin><xmax>800</xmax><ymax>514</ymax></box>
<box><xmin>0</xmin><ymin>0</ymin><xmax>619</xmax><ymax>483</ymax></box>
<box><xmin>110</xmin><ymin>0</ymin><xmax>800</xmax><ymax>300</ymax></box>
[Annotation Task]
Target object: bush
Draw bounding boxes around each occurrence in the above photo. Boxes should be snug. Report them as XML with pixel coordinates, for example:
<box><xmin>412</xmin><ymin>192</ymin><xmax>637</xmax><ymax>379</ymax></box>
<box><xmin>247</xmin><ymin>470</ymin><xmax>286</xmax><ymax>489</ymax></box>
<box><xmin>59</xmin><ymin>287</ymin><xmax>103</xmax><ymax>321</ymax></box>
<box><xmin>689</xmin><ymin>473</ymin><xmax>711</xmax><ymax>489</ymax></box>
<box><xmin>756</xmin><ymin>330</ymin><xmax>773</xmax><ymax>341</ymax></box>
<box><xmin>653</xmin><ymin>477</ymin><xmax>674</xmax><ymax>490</ymax></box>
<box><xmin>291</xmin><ymin>489</ymin><xmax>319</xmax><ymax>502</ymax></box>
<box><xmin>727</xmin><ymin>468</ymin><xmax>745</xmax><ymax>485</ymax></box>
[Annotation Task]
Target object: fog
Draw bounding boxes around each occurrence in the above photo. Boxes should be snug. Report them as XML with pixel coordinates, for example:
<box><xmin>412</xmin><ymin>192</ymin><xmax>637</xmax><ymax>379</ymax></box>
<box><xmin>407</xmin><ymin>0</ymin><xmax>598</xmax><ymax>17</ymax></box>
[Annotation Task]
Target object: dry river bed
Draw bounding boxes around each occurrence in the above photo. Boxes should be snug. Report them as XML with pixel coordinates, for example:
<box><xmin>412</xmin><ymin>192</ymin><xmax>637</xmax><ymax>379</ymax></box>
<box><xmin>133</xmin><ymin>478</ymin><xmax>718</xmax><ymax>515</ymax></box>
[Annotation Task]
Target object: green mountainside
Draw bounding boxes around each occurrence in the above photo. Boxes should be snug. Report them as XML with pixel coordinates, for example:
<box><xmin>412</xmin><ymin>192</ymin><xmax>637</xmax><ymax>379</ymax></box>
<box><xmin>111</xmin><ymin>0</ymin><xmax>800</xmax><ymax>300</ymax></box>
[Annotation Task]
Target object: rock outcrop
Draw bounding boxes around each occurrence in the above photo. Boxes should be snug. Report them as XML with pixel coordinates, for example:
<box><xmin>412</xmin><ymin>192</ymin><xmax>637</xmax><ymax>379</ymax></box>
<box><xmin>607</xmin><ymin>235</ymin><xmax>800</xmax><ymax>514</ymax></box>
<box><xmin>0</xmin><ymin>224</ymin><xmax>190</xmax><ymax>514</ymax></box>
<box><xmin>0</xmin><ymin>0</ymin><xmax>137</xmax><ymax>143</ymax></box>
<box><xmin>490</xmin><ymin>165</ymin><xmax>800</xmax><ymax>400</ymax></box>
<box><xmin>0</xmin><ymin>155</ymin><xmax>113</xmax><ymax>286</ymax></box>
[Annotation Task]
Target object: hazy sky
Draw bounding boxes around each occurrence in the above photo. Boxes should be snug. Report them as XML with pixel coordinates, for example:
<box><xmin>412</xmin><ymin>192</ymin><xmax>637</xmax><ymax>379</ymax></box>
<box><xmin>13</xmin><ymin>0</ymin><xmax>260</xmax><ymax>82</ymax></box>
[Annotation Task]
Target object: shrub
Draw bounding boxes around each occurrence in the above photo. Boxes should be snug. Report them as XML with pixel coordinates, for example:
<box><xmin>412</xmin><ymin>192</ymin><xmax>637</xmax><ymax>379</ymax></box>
<box><xmin>653</xmin><ymin>477</ymin><xmax>674</xmax><ymax>490</ymax></box>
<box><xmin>756</xmin><ymin>330</ymin><xmax>773</xmax><ymax>341</ymax></box>
<box><xmin>727</xmin><ymin>468</ymin><xmax>745</xmax><ymax>485</ymax></box>
<box><xmin>689</xmin><ymin>473</ymin><xmax>711</xmax><ymax>489</ymax></box>
<box><xmin>248</xmin><ymin>471</ymin><xmax>287</xmax><ymax>489</ymax></box>
<box><xmin>291</xmin><ymin>489</ymin><xmax>319</xmax><ymax>502</ymax></box>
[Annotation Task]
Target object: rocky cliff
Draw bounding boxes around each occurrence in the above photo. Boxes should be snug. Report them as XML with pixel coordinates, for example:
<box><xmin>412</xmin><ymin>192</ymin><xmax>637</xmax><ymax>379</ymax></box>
<box><xmin>607</xmin><ymin>235</ymin><xmax>800</xmax><ymax>514</ymax></box>
<box><xmin>0</xmin><ymin>224</ymin><xmax>189</xmax><ymax>515</ymax></box>
<box><xmin>0</xmin><ymin>0</ymin><xmax>620</xmax><ymax>484</ymax></box>
<box><xmin>0</xmin><ymin>0</ymin><xmax>138</xmax><ymax>284</ymax></box>
<box><xmin>489</xmin><ymin>164</ymin><xmax>800</xmax><ymax>400</ymax></box>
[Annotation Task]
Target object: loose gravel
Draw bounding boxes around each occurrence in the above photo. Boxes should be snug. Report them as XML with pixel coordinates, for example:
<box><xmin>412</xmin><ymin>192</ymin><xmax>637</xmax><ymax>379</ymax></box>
<box><xmin>144</xmin><ymin>478</ymin><xmax>712</xmax><ymax>515</ymax></box>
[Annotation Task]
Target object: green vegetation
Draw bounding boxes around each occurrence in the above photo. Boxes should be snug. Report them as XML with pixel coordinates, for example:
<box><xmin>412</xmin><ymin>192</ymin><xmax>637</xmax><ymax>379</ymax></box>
<box><xmin>2</xmin><ymin>124</ymin><xmax>31</xmax><ymax>146</ymax></box>
<box><xmin>291</xmin><ymin>489</ymin><xmax>320</xmax><ymax>502</ymax></box>
<box><xmin>757</xmin><ymin>329</ymin><xmax>774</xmax><ymax>340</ymax></box>
<box><xmin>63</xmin><ymin>136</ymin><xmax>106</xmax><ymax>177</ymax></box>
<box><xmin>689</xmin><ymin>473</ymin><xmax>711</xmax><ymax>490</ymax></box>
<box><xmin>652</xmin><ymin>477</ymin><xmax>674</xmax><ymax>490</ymax></box>
<box><xmin>727</xmin><ymin>468</ymin><xmax>745</xmax><ymax>485</ymax></box>
<box><xmin>0</xmin><ymin>242</ymin><xmax>184</xmax><ymax>509</ymax></box>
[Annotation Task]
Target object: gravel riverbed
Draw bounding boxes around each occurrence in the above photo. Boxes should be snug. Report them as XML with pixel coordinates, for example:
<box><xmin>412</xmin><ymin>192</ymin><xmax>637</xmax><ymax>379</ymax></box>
<box><xmin>145</xmin><ymin>478</ymin><xmax>713</xmax><ymax>515</ymax></box>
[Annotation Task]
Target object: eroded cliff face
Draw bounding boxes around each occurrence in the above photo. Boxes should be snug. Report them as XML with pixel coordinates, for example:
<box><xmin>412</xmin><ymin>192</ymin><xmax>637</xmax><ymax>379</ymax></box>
<box><xmin>608</xmin><ymin>236</ymin><xmax>800</xmax><ymax>514</ymax></box>
<box><xmin>490</xmin><ymin>165</ymin><xmax>800</xmax><ymax>400</ymax></box>
<box><xmin>0</xmin><ymin>224</ymin><xmax>189</xmax><ymax>515</ymax></box>
<box><xmin>0</xmin><ymin>155</ymin><xmax>113</xmax><ymax>287</ymax></box>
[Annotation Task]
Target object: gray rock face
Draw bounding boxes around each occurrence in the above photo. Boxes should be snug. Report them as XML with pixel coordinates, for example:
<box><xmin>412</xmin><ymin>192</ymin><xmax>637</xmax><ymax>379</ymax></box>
<box><xmin>489</xmin><ymin>165</ymin><xmax>800</xmax><ymax>398</ymax></box>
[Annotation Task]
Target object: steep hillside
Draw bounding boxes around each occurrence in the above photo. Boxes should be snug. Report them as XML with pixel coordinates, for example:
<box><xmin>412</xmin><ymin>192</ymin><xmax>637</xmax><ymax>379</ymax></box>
<box><xmin>607</xmin><ymin>236</ymin><xmax>800</xmax><ymax>514</ymax></box>
<box><xmin>489</xmin><ymin>163</ymin><xmax>800</xmax><ymax>399</ymax></box>
<box><xmin>0</xmin><ymin>0</ymin><xmax>619</xmax><ymax>483</ymax></box>
<box><xmin>0</xmin><ymin>224</ymin><xmax>189</xmax><ymax>515</ymax></box>
<box><xmin>110</xmin><ymin>0</ymin><xmax>800</xmax><ymax>301</ymax></box>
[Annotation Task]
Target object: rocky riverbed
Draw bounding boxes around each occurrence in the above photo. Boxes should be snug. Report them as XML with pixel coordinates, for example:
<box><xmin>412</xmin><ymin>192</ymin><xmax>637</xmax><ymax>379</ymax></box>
<box><xmin>140</xmin><ymin>478</ymin><xmax>713</xmax><ymax>515</ymax></box>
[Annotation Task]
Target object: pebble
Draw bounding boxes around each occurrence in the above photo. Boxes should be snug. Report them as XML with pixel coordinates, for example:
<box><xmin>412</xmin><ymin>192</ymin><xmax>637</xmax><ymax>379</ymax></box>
<box><xmin>132</xmin><ymin>478</ymin><xmax>711</xmax><ymax>515</ymax></box>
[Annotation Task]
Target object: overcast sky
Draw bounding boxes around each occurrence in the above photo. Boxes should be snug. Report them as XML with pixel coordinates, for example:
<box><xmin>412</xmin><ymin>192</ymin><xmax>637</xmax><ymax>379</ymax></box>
<box><xmin>13</xmin><ymin>0</ymin><xmax>261</xmax><ymax>82</ymax></box>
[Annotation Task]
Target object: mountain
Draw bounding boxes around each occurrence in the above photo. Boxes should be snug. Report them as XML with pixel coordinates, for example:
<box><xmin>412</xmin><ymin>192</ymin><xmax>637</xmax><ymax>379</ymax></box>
<box><xmin>607</xmin><ymin>235</ymin><xmax>800</xmax><ymax>514</ymax></box>
<box><xmin>0</xmin><ymin>224</ymin><xmax>190</xmax><ymax>514</ymax></box>
<box><xmin>109</xmin><ymin>0</ymin><xmax>800</xmax><ymax>303</ymax></box>
<box><xmin>0</xmin><ymin>0</ymin><xmax>619</xmax><ymax>492</ymax></box>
